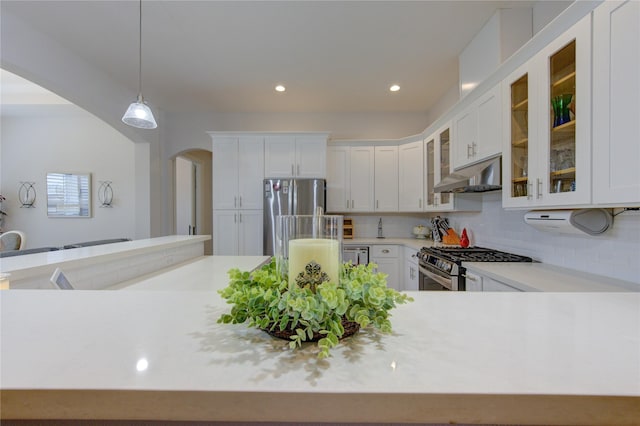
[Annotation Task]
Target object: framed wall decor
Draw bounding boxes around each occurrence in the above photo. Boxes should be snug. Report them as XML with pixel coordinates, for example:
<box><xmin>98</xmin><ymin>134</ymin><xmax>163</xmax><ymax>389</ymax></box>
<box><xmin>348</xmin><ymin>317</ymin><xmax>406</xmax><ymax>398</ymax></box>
<box><xmin>46</xmin><ymin>172</ymin><xmax>92</xmax><ymax>218</ymax></box>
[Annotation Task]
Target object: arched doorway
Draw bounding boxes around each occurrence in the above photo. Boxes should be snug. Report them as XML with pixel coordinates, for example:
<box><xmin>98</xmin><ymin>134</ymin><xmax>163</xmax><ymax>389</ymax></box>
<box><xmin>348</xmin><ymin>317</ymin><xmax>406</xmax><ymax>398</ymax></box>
<box><xmin>173</xmin><ymin>149</ymin><xmax>212</xmax><ymax>255</ymax></box>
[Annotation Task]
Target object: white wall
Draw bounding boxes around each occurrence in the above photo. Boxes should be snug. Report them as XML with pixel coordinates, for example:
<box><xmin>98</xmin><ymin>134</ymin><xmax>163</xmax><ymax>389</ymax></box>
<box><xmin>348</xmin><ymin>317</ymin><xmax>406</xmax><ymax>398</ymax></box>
<box><xmin>446</xmin><ymin>192</ymin><xmax>639</xmax><ymax>284</ymax></box>
<box><xmin>533</xmin><ymin>1</ymin><xmax>574</xmax><ymax>35</ymax></box>
<box><xmin>0</xmin><ymin>106</ymin><xmax>140</xmax><ymax>248</ymax></box>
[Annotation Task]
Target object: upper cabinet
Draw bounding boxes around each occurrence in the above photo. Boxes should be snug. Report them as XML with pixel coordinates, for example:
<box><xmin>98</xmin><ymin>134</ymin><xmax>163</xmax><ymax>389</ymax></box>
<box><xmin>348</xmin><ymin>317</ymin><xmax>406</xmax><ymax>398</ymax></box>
<box><xmin>503</xmin><ymin>14</ymin><xmax>592</xmax><ymax>208</ymax></box>
<box><xmin>264</xmin><ymin>134</ymin><xmax>328</xmax><ymax>178</ymax></box>
<box><xmin>398</xmin><ymin>141</ymin><xmax>424</xmax><ymax>211</ymax></box>
<box><xmin>326</xmin><ymin>145</ymin><xmax>375</xmax><ymax>213</ymax></box>
<box><xmin>592</xmin><ymin>0</ymin><xmax>640</xmax><ymax>206</ymax></box>
<box><xmin>424</xmin><ymin>125</ymin><xmax>480</xmax><ymax>212</ymax></box>
<box><xmin>212</xmin><ymin>135</ymin><xmax>264</xmax><ymax>210</ymax></box>
<box><xmin>425</xmin><ymin>125</ymin><xmax>453</xmax><ymax>210</ymax></box>
<box><xmin>453</xmin><ymin>83</ymin><xmax>502</xmax><ymax>170</ymax></box>
<box><xmin>374</xmin><ymin>146</ymin><xmax>399</xmax><ymax>212</ymax></box>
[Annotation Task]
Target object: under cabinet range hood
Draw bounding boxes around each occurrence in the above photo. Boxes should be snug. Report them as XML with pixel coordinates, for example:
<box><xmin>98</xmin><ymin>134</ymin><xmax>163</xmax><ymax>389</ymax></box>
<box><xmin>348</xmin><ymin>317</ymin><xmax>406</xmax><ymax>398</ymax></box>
<box><xmin>434</xmin><ymin>155</ymin><xmax>502</xmax><ymax>193</ymax></box>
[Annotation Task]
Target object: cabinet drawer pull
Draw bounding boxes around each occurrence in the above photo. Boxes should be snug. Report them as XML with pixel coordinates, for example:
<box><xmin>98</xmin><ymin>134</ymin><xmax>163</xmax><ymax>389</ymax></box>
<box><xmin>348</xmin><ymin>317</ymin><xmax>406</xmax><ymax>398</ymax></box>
<box><xmin>376</xmin><ymin>200</ymin><xmax>379</xmax><ymax>209</ymax></box>
<box><xmin>297</xmin><ymin>164</ymin><xmax>300</xmax><ymax>175</ymax></box>
<box><xmin>234</xmin><ymin>196</ymin><xmax>237</xmax><ymax>208</ymax></box>
<box><xmin>239</xmin><ymin>196</ymin><xmax>242</xmax><ymax>208</ymax></box>
<box><xmin>537</xmin><ymin>178</ymin><xmax>543</xmax><ymax>199</ymax></box>
<box><xmin>382</xmin><ymin>249</ymin><xmax>390</xmax><ymax>254</ymax></box>
<box><xmin>419</xmin><ymin>198</ymin><xmax>422</xmax><ymax>209</ymax></box>
<box><xmin>234</xmin><ymin>213</ymin><xmax>237</xmax><ymax>223</ymax></box>
<box><xmin>291</xmin><ymin>164</ymin><xmax>294</xmax><ymax>175</ymax></box>
<box><xmin>467</xmin><ymin>144</ymin><xmax>473</xmax><ymax>158</ymax></box>
<box><xmin>527</xmin><ymin>181</ymin><xmax>533</xmax><ymax>200</ymax></box>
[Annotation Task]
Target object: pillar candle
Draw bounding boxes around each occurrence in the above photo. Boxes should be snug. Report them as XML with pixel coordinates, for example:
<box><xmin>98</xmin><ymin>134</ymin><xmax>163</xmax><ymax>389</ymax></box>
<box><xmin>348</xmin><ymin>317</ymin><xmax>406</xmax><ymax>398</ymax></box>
<box><xmin>0</xmin><ymin>273</ymin><xmax>10</xmax><ymax>290</ymax></box>
<box><xmin>288</xmin><ymin>238</ymin><xmax>339</xmax><ymax>287</ymax></box>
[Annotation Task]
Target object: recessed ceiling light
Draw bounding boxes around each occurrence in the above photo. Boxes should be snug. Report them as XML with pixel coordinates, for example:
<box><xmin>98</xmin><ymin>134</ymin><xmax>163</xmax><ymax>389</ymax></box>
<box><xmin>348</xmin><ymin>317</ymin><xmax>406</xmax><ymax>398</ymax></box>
<box><xmin>390</xmin><ymin>84</ymin><xmax>400</xmax><ymax>92</ymax></box>
<box><xmin>275</xmin><ymin>85</ymin><xmax>286</xmax><ymax>92</ymax></box>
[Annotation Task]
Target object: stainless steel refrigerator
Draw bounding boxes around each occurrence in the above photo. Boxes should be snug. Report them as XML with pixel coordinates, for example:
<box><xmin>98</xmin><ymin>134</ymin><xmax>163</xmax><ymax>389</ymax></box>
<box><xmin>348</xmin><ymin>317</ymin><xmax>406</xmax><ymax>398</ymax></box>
<box><xmin>263</xmin><ymin>178</ymin><xmax>326</xmax><ymax>256</ymax></box>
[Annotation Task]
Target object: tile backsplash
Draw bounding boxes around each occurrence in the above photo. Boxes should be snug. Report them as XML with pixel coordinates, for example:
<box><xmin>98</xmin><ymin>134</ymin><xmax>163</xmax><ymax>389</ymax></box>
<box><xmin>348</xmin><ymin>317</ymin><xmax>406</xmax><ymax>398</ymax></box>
<box><xmin>347</xmin><ymin>192</ymin><xmax>640</xmax><ymax>284</ymax></box>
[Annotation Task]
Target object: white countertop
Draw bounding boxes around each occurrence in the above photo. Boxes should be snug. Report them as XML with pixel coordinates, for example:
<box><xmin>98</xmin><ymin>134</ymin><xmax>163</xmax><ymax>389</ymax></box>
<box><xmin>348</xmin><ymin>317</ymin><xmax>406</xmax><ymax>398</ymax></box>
<box><xmin>464</xmin><ymin>262</ymin><xmax>639</xmax><ymax>292</ymax></box>
<box><xmin>1</xmin><ymin>256</ymin><xmax>638</xmax><ymax>424</ymax></box>
<box><xmin>0</xmin><ymin>235</ymin><xmax>210</xmax><ymax>274</ymax></box>
<box><xmin>344</xmin><ymin>237</ymin><xmax>428</xmax><ymax>250</ymax></box>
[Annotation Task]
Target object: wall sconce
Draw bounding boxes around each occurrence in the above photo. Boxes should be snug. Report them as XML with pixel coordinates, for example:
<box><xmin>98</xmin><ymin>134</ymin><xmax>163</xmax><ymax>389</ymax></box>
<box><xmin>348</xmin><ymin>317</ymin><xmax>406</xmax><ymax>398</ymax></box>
<box><xmin>18</xmin><ymin>182</ymin><xmax>36</xmax><ymax>208</ymax></box>
<box><xmin>98</xmin><ymin>181</ymin><xmax>114</xmax><ymax>207</ymax></box>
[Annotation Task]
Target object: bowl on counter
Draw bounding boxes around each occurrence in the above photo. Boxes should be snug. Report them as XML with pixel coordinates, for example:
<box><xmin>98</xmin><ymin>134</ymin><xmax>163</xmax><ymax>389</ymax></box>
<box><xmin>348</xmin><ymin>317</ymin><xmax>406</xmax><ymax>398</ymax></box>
<box><xmin>412</xmin><ymin>225</ymin><xmax>430</xmax><ymax>239</ymax></box>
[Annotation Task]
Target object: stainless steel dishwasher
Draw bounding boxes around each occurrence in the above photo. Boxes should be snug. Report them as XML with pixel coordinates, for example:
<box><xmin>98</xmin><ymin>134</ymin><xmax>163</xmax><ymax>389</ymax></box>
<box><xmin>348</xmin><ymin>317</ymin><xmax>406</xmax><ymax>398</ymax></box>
<box><xmin>343</xmin><ymin>245</ymin><xmax>369</xmax><ymax>266</ymax></box>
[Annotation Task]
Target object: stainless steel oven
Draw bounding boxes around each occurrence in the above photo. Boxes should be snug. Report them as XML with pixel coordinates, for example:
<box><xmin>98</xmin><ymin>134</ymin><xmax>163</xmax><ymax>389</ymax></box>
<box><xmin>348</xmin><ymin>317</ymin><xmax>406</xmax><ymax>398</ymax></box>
<box><xmin>416</xmin><ymin>246</ymin><xmax>533</xmax><ymax>291</ymax></box>
<box><xmin>418</xmin><ymin>263</ymin><xmax>453</xmax><ymax>291</ymax></box>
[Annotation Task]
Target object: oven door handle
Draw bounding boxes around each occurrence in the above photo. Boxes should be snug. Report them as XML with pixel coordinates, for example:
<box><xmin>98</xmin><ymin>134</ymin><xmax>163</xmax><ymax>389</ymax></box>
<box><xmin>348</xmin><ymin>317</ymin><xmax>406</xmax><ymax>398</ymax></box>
<box><xmin>419</xmin><ymin>265</ymin><xmax>453</xmax><ymax>291</ymax></box>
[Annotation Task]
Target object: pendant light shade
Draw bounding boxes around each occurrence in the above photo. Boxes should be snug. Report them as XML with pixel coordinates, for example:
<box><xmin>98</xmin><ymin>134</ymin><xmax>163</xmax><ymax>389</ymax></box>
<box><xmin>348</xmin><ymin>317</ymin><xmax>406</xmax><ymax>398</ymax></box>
<box><xmin>123</xmin><ymin>94</ymin><xmax>157</xmax><ymax>129</ymax></box>
<box><xmin>122</xmin><ymin>0</ymin><xmax>157</xmax><ymax>129</ymax></box>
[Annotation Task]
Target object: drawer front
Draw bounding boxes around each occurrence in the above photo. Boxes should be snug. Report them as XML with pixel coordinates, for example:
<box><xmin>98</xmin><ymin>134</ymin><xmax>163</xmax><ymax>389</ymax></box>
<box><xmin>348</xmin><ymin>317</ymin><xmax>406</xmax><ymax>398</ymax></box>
<box><xmin>370</xmin><ymin>245</ymin><xmax>399</xmax><ymax>258</ymax></box>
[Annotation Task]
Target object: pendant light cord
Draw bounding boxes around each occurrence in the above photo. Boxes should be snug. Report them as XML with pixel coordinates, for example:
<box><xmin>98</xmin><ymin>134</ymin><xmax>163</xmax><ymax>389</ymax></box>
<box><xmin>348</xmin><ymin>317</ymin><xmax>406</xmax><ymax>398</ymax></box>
<box><xmin>138</xmin><ymin>0</ymin><xmax>143</xmax><ymax>97</ymax></box>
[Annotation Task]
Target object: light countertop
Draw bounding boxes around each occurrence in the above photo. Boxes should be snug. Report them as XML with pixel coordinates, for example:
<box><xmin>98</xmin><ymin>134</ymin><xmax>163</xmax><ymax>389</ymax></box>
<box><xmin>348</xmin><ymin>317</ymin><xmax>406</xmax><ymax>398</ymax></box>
<box><xmin>344</xmin><ymin>237</ymin><xmax>429</xmax><ymax>250</ymax></box>
<box><xmin>464</xmin><ymin>262</ymin><xmax>639</xmax><ymax>292</ymax></box>
<box><xmin>1</xmin><ymin>256</ymin><xmax>639</xmax><ymax>425</ymax></box>
<box><xmin>0</xmin><ymin>235</ymin><xmax>210</xmax><ymax>274</ymax></box>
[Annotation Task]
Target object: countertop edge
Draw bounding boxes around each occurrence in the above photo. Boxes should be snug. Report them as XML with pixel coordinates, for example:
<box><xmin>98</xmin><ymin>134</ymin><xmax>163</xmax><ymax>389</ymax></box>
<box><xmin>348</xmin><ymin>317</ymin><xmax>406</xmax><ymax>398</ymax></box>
<box><xmin>2</xmin><ymin>389</ymin><xmax>638</xmax><ymax>425</ymax></box>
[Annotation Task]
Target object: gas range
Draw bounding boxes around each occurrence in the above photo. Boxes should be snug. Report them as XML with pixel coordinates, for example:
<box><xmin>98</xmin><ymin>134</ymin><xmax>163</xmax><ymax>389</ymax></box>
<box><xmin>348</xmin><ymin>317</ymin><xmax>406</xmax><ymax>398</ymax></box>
<box><xmin>416</xmin><ymin>246</ymin><xmax>533</xmax><ymax>291</ymax></box>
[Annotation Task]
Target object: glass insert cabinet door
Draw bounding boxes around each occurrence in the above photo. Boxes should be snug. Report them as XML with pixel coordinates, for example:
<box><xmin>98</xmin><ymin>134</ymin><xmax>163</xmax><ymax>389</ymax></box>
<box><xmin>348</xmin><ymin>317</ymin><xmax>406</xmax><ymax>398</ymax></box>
<box><xmin>439</xmin><ymin>128</ymin><xmax>451</xmax><ymax>206</ymax></box>
<box><xmin>426</xmin><ymin>138</ymin><xmax>435</xmax><ymax>207</ymax></box>
<box><xmin>504</xmin><ymin>13</ymin><xmax>591</xmax><ymax>208</ymax></box>
<box><xmin>548</xmin><ymin>40</ymin><xmax>577</xmax><ymax>195</ymax></box>
<box><xmin>510</xmin><ymin>72</ymin><xmax>530</xmax><ymax>199</ymax></box>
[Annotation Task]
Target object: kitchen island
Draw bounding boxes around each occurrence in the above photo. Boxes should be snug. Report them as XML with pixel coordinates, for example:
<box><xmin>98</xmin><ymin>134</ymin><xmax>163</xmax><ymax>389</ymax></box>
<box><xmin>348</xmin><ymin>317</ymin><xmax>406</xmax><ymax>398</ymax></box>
<box><xmin>1</xmin><ymin>255</ymin><xmax>639</xmax><ymax>425</ymax></box>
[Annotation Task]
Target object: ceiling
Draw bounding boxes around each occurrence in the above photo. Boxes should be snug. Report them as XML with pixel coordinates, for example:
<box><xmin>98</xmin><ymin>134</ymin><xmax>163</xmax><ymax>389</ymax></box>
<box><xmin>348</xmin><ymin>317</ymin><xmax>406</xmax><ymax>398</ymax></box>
<box><xmin>1</xmin><ymin>0</ymin><xmax>539</xmax><ymax>115</ymax></box>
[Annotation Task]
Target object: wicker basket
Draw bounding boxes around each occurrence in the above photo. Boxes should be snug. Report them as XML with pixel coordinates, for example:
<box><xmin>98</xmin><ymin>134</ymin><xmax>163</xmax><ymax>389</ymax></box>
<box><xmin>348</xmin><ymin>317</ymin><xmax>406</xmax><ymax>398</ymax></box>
<box><xmin>263</xmin><ymin>318</ymin><xmax>360</xmax><ymax>342</ymax></box>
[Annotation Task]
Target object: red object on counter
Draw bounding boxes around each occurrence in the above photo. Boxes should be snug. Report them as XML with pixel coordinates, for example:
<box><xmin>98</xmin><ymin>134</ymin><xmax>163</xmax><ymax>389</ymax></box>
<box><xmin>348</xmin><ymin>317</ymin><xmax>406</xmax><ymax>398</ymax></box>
<box><xmin>460</xmin><ymin>228</ymin><xmax>470</xmax><ymax>248</ymax></box>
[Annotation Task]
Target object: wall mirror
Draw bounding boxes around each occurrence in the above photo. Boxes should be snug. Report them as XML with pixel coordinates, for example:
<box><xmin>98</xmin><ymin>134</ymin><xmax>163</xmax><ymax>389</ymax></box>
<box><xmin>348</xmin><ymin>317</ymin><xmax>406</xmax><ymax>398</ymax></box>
<box><xmin>47</xmin><ymin>172</ymin><xmax>92</xmax><ymax>218</ymax></box>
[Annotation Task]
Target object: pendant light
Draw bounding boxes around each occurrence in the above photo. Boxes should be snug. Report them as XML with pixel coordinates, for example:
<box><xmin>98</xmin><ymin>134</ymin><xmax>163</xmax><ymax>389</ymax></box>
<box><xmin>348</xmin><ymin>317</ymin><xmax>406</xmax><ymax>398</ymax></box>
<box><xmin>122</xmin><ymin>0</ymin><xmax>157</xmax><ymax>129</ymax></box>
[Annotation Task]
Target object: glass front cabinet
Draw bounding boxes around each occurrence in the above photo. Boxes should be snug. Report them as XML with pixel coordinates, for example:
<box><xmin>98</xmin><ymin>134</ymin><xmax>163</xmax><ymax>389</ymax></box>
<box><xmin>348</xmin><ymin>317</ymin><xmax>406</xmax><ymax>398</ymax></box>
<box><xmin>503</xmin><ymin>14</ymin><xmax>592</xmax><ymax>208</ymax></box>
<box><xmin>424</xmin><ymin>123</ymin><xmax>454</xmax><ymax>211</ymax></box>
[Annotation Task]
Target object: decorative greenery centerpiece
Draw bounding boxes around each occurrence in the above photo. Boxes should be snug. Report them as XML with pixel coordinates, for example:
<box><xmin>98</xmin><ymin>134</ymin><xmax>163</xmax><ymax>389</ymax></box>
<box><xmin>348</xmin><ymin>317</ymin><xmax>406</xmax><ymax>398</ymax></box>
<box><xmin>218</xmin><ymin>259</ymin><xmax>412</xmax><ymax>359</ymax></box>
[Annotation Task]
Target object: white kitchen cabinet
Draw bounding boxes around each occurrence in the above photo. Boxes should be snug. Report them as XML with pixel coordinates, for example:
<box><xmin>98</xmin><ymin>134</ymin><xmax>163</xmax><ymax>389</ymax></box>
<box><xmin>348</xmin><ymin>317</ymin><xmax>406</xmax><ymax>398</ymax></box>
<box><xmin>464</xmin><ymin>270</ymin><xmax>483</xmax><ymax>292</ymax></box>
<box><xmin>404</xmin><ymin>247</ymin><xmax>419</xmax><ymax>291</ymax></box>
<box><xmin>212</xmin><ymin>135</ymin><xmax>264</xmax><ymax>210</ymax></box>
<box><xmin>213</xmin><ymin>209</ymin><xmax>262</xmax><ymax>255</ymax></box>
<box><xmin>465</xmin><ymin>269</ymin><xmax>521</xmax><ymax>292</ymax></box>
<box><xmin>423</xmin><ymin>125</ymin><xmax>480</xmax><ymax>212</ymax></box>
<box><xmin>453</xmin><ymin>84</ymin><xmax>502</xmax><ymax>170</ymax></box>
<box><xmin>374</xmin><ymin>146</ymin><xmax>399</xmax><ymax>212</ymax></box>
<box><xmin>592</xmin><ymin>0</ymin><xmax>640</xmax><ymax>206</ymax></box>
<box><xmin>349</xmin><ymin>146</ymin><xmax>375</xmax><ymax>211</ymax></box>
<box><xmin>326</xmin><ymin>145</ymin><xmax>374</xmax><ymax>212</ymax></box>
<box><xmin>398</xmin><ymin>140</ymin><xmax>424</xmax><ymax>211</ymax></box>
<box><xmin>370</xmin><ymin>245</ymin><xmax>401</xmax><ymax>291</ymax></box>
<box><xmin>264</xmin><ymin>134</ymin><xmax>328</xmax><ymax>178</ymax></box>
<box><xmin>482</xmin><ymin>277</ymin><xmax>521</xmax><ymax>292</ymax></box>
<box><xmin>502</xmin><ymin>14</ymin><xmax>592</xmax><ymax>208</ymax></box>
